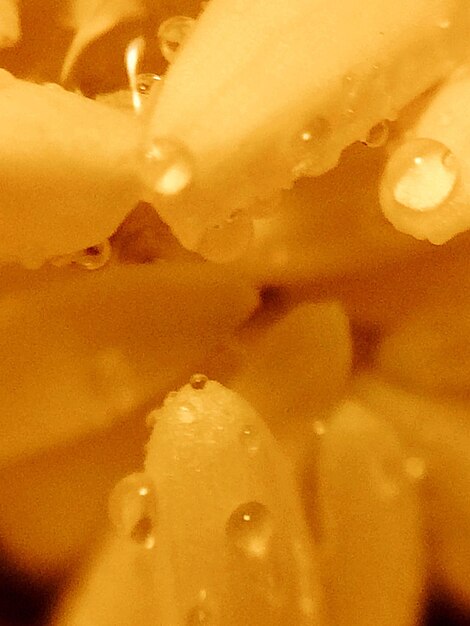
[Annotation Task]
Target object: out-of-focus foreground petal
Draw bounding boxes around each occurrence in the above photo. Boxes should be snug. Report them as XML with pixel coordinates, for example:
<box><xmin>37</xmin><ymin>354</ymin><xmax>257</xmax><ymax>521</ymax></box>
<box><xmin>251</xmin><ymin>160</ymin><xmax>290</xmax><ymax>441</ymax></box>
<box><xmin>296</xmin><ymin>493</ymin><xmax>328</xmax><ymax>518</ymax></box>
<box><xmin>0</xmin><ymin>0</ymin><xmax>20</xmax><ymax>48</ymax></box>
<box><xmin>0</xmin><ymin>262</ymin><xmax>258</xmax><ymax>466</ymax></box>
<box><xmin>356</xmin><ymin>377</ymin><xmax>470</xmax><ymax>608</ymax></box>
<box><xmin>61</xmin><ymin>0</ymin><xmax>147</xmax><ymax>83</ymax></box>
<box><xmin>318</xmin><ymin>400</ymin><xmax>424</xmax><ymax>626</ymax></box>
<box><xmin>0</xmin><ymin>75</ymin><xmax>141</xmax><ymax>267</ymax></box>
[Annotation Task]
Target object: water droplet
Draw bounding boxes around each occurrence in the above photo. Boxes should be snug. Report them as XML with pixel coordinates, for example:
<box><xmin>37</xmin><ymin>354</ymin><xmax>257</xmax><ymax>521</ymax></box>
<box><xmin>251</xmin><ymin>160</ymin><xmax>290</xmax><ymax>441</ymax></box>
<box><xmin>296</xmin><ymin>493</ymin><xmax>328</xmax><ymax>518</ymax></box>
<box><xmin>50</xmin><ymin>240</ymin><xmax>111</xmax><ymax>270</ymax></box>
<box><xmin>190</xmin><ymin>373</ymin><xmax>208</xmax><ymax>390</ymax></box>
<box><xmin>362</xmin><ymin>120</ymin><xmax>389</xmax><ymax>148</ymax></box>
<box><xmin>404</xmin><ymin>456</ymin><xmax>427</xmax><ymax>482</ymax></box>
<box><xmin>125</xmin><ymin>37</ymin><xmax>146</xmax><ymax>113</ymax></box>
<box><xmin>108</xmin><ymin>473</ymin><xmax>157</xmax><ymax>549</ymax></box>
<box><xmin>136</xmin><ymin>72</ymin><xmax>161</xmax><ymax>97</ymax></box>
<box><xmin>437</xmin><ymin>17</ymin><xmax>451</xmax><ymax>29</ymax></box>
<box><xmin>292</xmin><ymin>117</ymin><xmax>331</xmax><ymax>177</ymax></box>
<box><xmin>226</xmin><ymin>502</ymin><xmax>273</xmax><ymax>557</ymax></box>
<box><xmin>197</xmin><ymin>212</ymin><xmax>253</xmax><ymax>262</ymax></box>
<box><xmin>142</xmin><ymin>137</ymin><xmax>193</xmax><ymax>196</ymax></box>
<box><xmin>93</xmin><ymin>347</ymin><xmax>136</xmax><ymax>414</ymax></box>
<box><xmin>383</xmin><ymin>138</ymin><xmax>459</xmax><ymax>213</ymax></box>
<box><xmin>186</xmin><ymin>595</ymin><xmax>212</xmax><ymax>625</ymax></box>
<box><xmin>158</xmin><ymin>16</ymin><xmax>194</xmax><ymax>63</ymax></box>
<box><xmin>239</xmin><ymin>425</ymin><xmax>260</xmax><ymax>455</ymax></box>
<box><xmin>312</xmin><ymin>420</ymin><xmax>326</xmax><ymax>436</ymax></box>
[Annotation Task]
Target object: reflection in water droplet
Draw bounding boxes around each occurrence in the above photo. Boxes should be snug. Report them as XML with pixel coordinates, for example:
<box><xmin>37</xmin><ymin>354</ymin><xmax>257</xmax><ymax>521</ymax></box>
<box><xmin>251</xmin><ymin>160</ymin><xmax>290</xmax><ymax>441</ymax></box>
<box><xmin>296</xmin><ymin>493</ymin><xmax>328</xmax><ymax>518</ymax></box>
<box><xmin>51</xmin><ymin>240</ymin><xmax>112</xmax><ymax>270</ymax></box>
<box><xmin>142</xmin><ymin>137</ymin><xmax>193</xmax><ymax>196</ymax></box>
<box><xmin>239</xmin><ymin>425</ymin><xmax>260</xmax><ymax>455</ymax></box>
<box><xmin>226</xmin><ymin>502</ymin><xmax>273</xmax><ymax>557</ymax></box>
<box><xmin>108</xmin><ymin>473</ymin><xmax>157</xmax><ymax>549</ymax></box>
<box><xmin>158</xmin><ymin>16</ymin><xmax>194</xmax><ymax>63</ymax></box>
<box><xmin>404</xmin><ymin>456</ymin><xmax>427</xmax><ymax>482</ymax></box>
<box><xmin>383</xmin><ymin>138</ymin><xmax>459</xmax><ymax>213</ymax></box>
<box><xmin>190</xmin><ymin>373</ymin><xmax>208</xmax><ymax>390</ymax></box>
<box><xmin>197</xmin><ymin>212</ymin><xmax>253</xmax><ymax>262</ymax></box>
<box><xmin>362</xmin><ymin>120</ymin><xmax>389</xmax><ymax>148</ymax></box>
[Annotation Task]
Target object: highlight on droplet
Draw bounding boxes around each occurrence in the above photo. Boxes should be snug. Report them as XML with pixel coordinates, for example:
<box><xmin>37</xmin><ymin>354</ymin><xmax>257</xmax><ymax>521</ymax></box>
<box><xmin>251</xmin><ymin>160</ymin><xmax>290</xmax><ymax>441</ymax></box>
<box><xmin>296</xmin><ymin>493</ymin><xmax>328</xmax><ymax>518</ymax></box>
<box><xmin>125</xmin><ymin>37</ymin><xmax>146</xmax><ymax>114</ymax></box>
<box><xmin>141</xmin><ymin>137</ymin><xmax>194</xmax><ymax>196</ymax></box>
<box><xmin>226</xmin><ymin>501</ymin><xmax>273</xmax><ymax>558</ymax></box>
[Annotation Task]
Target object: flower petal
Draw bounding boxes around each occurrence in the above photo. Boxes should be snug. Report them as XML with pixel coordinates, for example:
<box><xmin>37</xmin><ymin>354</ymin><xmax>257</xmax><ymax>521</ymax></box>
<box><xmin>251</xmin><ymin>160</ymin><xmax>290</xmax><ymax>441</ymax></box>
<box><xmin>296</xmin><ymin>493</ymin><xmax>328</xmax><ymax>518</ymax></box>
<box><xmin>0</xmin><ymin>262</ymin><xmax>258</xmax><ymax>466</ymax></box>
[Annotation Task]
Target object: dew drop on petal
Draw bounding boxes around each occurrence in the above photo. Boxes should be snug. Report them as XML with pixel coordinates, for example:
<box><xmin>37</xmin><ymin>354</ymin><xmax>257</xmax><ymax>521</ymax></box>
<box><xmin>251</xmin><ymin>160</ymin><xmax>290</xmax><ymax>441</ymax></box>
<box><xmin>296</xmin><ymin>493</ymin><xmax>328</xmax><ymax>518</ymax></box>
<box><xmin>404</xmin><ymin>456</ymin><xmax>427</xmax><ymax>482</ymax></box>
<box><xmin>312</xmin><ymin>420</ymin><xmax>326</xmax><ymax>436</ymax></box>
<box><xmin>157</xmin><ymin>16</ymin><xmax>194</xmax><ymax>63</ymax></box>
<box><xmin>226</xmin><ymin>502</ymin><xmax>273</xmax><ymax>558</ymax></box>
<box><xmin>76</xmin><ymin>241</ymin><xmax>112</xmax><ymax>270</ymax></box>
<box><xmin>136</xmin><ymin>73</ymin><xmax>161</xmax><ymax>98</ymax></box>
<box><xmin>186</xmin><ymin>598</ymin><xmax>212</xmax><ymax>625</ymax></box>
<box><xmin>239</xmin><ymin>425</ymin><xmax>260</xmax><ymax>455</ymax></box>
<box><xmin>142</xmin><ymin>137</ymin><xmax>193</xmax><ymax>196</ymax></box>
<box><xmin>108</xmin><ymin>473</ymin><xmax>157</xmax><ymax>549</ymax></box>
<box><xmin>190</xmin><ymin>373</ymin><xmax>208</xmax><ymax>390</ymax></box>
<box><xmin>197</xmin><ymin>212</ymin><xmax>254</xmax><ymax>262</ymax></box>
<box><xmin>383</xmin><ymin>138</ymin><xmax>459</xmax><ymax>213</ymax></box>
<box><xmin>362</xmin><ymin>120</ymin><xmax>389</xmax><ymax>148</ymax></box>
<box><xmin>292</xmin><ymin>117</ymin><xmax>331</xmax><ymax>177</ymax></box>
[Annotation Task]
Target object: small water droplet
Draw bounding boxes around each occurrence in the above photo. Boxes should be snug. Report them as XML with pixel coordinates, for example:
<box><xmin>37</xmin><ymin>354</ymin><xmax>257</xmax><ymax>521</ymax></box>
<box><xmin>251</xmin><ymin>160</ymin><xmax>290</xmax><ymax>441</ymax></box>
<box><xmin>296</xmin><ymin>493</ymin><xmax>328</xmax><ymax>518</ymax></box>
<box><xmin>239</xmin><ymin>425</ymin><xmax>260</xmax><ymax>455</ymax></box>
<box><xmin>50</xmin><ymin>240</ymin><xmax>111</xmax><ymax>270</ymax></box>
<box><xmin>382</xmin><ymin>138</ymin><xmax>459</xmax><ymax>213</ymax></box>
<box><xmin>158</xmin><ymin>16</ymin><xmax>194</xmax><ymax>63</ymax></box>
<box><xmin>404</xmin><ymin>456</ymin><xmax>427</xmax><ymax>482</ymax></box>
<box><xmin>186</xmin><ymin>597</ymin><xmax>212</xmax><ymax>625</ymax></box>
<box><xmin>93</xmin><ymin>347</ymin><xmax>136</xmax><ymax>414</ymax></box>
<box><xmin>197</xmin><ymin>212</ymin><xmax>253</xmax><ymax>262</ymax></box>
<box><xmin>226</xmin><ymin>502</ymin><xmax>273</xmax><ymax>557</ymax></box>
<box><xmin>312</xmin><ymin>420</ymin><xmax>326</xmax><ymax>436</ymax></box>
<box><xmin>292</xmin><ymin>117</ymin><xmax>331</xmax><ymax>177</ymax></box>
<box><xmin>437</xmin><ymin>17</ymin><xmax>451</xmax><ymax>29</ymax></box>
<box><xmin>108</xmin><ymin>473</ymin><xmax>157</xmax><ymax>548</ymax></box>
<box><xmin>190</xmin><ymin>373</ymin><xmax>208</xmax><ymax>390</ymax></box>
<box><xmin>136</xmin><ymin>73</ymin><xmax>161</xmax><ymax>97</ymax></box>
<box><xmin>142</xmin><ymin>137</ymin><xmax>193</xmax><ymax>196</ymax></box>
<box><xmin>362</xmin><ymin>120</ymin><xmax>389</xmax><ymax>148</ymax></box>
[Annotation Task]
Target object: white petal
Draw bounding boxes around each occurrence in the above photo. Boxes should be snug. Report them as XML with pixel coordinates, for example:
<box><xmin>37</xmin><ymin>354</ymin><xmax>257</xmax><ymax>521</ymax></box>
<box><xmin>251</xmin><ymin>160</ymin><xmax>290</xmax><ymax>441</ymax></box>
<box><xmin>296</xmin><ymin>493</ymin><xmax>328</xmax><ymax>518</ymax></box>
<box><xmin>317</xmin><ymin>399</ymin><xmax>424</xmax><ymax>626</ymax></box>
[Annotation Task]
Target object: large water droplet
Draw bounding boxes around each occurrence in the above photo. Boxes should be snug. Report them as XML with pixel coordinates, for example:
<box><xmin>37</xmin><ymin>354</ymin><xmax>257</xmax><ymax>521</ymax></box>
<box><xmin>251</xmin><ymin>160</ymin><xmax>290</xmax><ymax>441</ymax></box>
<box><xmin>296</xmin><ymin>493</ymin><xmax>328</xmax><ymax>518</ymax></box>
<box><xmin>142</xmin><ymin>137</ymin><xmax>193</xmax><ymax>196</ymax></box>
<box><xmin>383</xmin><ymin>138</ymin><xmax>458</xmax><ymax>213</ymax></box>
<box><xmin>197</xmin><ymin>212</ymin><xmax>253</xmax><ymax>262</ymax></box>
<box><xmin>190</xmin><ymin>373</ymin><xmax>208</xmax><ymax>390</ymax></box>
<box><xmin>226</xmin><ymin>502</ymin><xmax>273</xmax><ymax>557</ymax></box>
<box><xmin>158</xmin><ymin>16</ymin><xmax>194</xmax><ymax>63</ymax></box>
<box><xmin>108</xmin><ymin>473</ymin><xmax>157</xmax><ymax>549</ymax></box>
<box><xmin>239</xmin><ymin>425</ymin><xmax>260</xmax><ymax>455</ymax></box>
